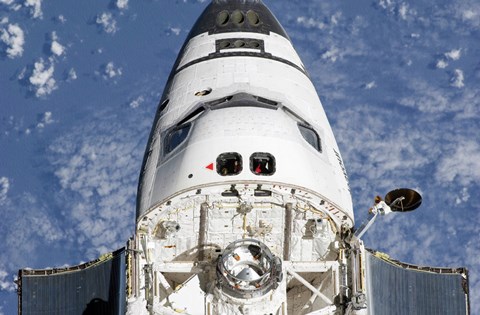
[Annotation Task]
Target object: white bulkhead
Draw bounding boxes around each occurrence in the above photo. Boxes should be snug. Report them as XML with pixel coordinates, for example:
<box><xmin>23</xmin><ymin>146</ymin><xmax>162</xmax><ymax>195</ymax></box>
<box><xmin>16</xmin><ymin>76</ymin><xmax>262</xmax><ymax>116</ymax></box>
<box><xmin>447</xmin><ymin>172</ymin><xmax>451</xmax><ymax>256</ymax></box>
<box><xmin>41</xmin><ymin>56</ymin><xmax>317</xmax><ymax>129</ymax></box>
<box><xmin>137</xmin><ymin>10</ymin><xmax>353</xmax><ymax>225</ymax></box>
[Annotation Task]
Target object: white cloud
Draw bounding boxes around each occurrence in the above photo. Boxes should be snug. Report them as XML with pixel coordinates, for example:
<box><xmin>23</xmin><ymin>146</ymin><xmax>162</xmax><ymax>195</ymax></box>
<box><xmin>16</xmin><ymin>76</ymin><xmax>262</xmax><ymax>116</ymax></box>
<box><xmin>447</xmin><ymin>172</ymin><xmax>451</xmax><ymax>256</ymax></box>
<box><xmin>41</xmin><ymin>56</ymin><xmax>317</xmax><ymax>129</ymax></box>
<box><xmin>0</xmin><ymin>177</ymin><xmax>9</xmax><ymax>203</ymax></box>
<box><xmin>364</xmin><ymin>81</ymin><xmax>376</xmax><ymax>89</ymax></box>
<box><xmin>321</xmin><ymin>46</ymin><xmax>341</xmax><ymax>62</ymax></box>
<box><xmin>169</xmin><ymin>27</ymin><xmax>181</xmax><ymax>36</ymax></box>
<box><xmin>455</xmin><ymin>187</ymin><xmax>470</xmax><ymax>205</ymax></box>
<box><xmin>116</xmin><ymin>0</ymin><xmax>128</xmax><ymax>10</ymax></box>
<box><xmin>399</xmin><ymin>80</ymin><xmax>450</xmax><ymax>113</ymax></box>
<box><xmin>330</xmin><ymin>11</ymin><xmax>342</xmax><ymax>26</ymax></box>
<box><xmin>296</xmin><ymin>11</ymin><xmax>342</xmax><ymax>31</ymax></box>
<box><xmin>296</xmin><ymin>16</ymin><xmax>326</xmax><ymax>29</ymax></box>
<box><xmin>57</xmin><ymin>15</ymin><xmax>66</xmax><ymax>23</ymax></box>
<box><xmin>51</xmin><ymin>41</ymin><xmax>64</xmax><ymax>56</ymax></box>
<box><xmin>462</xmin><ymin>10</ymin><xmax>476</xmax><ymax>20</ymax></box>
<box><xmin>435</xmin><ymin>140</ymin><xmax>480</xmax><ymax>186</ymax></box>
<box><xmin>37</xmin><ymin>111</ymin><xmax>54</xmax><ymax>128</ymax></box>
<box><xmin>377</xmin><ymin>0</ymin><xmax>415</xmax><ymax>19</ymax></box>
<box><xmin>329</xmin><ymin>97</ymin><xmax>477</xmax><ymax>257</ymax></box>
<box><xmin>67</xmin><ymin>68</ymin><xmax>77</xmax><ymax>81</ymax></box>
<box><xmin>455</xmin><ymin>92</ymin><xmax>480</xmax><ymax>120</ymax></box>
<box><xmin>50</xmin><ymin>32</ymin><xmax>65</xmax><ymax>56</ymax></box>
<box><xmin>0</xmin><ymin>0</ymin><xmax>20</xmax><ymax>12</ymax></box>
<box><xmin>129</xmin><ymin>96</ymin><xmax>144</xmax><ymax>108</ymax></box>
<box><xmin>435</xmin><ymin>59</ymin><xmax>448</xmax><ymax>69</ymax></box>
<box><xmin>459</xmin><ymin>5</ymin><xmax>480</xmax><ymax>25</ymax></box>
<box><xmin>445</xmin><ymin>49</ymin><xmax>461</xmax><ymax>61</ymax></box>
<box><xmin>0</xmin><ymin>0</ymin><xmax>21</xmax><ymax>11</ymax></box>
<box><xmin>398</xmin><ymin>77</ymin><xmax>477</xmax><ymax>117</ymax></box>
<box><xmin>0</xmin><ymin>23</ymin><xmax>25</xmax><ymax>58</ymax></box>
<box><xmin>0</xmin><ymin>193</ymin><xmax>66</xmax><ymax>273</ymax></box>
<box><xmin>398</xmin><ymin>2</ymin><xmax>408</xmax><ymax>20</ymax></box>
<box><xmin>453</xmin><ymin>2</ymin><xmax>480</xmax><ymax>29</ymax></box>
<box><xmin>29</xmin><ymin>58</ymin><xmax>57</xmax><ymax>97</ymax></box>
<box><xmin>103</xmin><ymin>62</ymin><xmax>122</xmax><ymax>79</ymax></box>
<box><xmin>17</xmin><ymin>66</ymin><xmax>26</xmax><ymax>80</ymax></box>
<box><xmin>333</xmin><ymin>106</ymin><xmax>431</xmax><ymax>200</ymax></box>
<box><xmin>378</xmin><ymin>0</ymin><xmax>394</xmax><ymax>10</ymax></box>
<box><xmin>96</xmin><ymin>12</ymin><xmax>117</xmax><ymax>34</ymax></box>
<box><xmin>24</xmin><ymin>0</ymin><xmax>42</xmax><ymax>19</ymax></box>
<box><xmin>0</xmin><ymin>269</ymin><xmax>14</xmax><ymax>292</ymax></box>
<box><xmin>48</xmin><ymin>109</ymin><xmax>150</xmax><ymax>257</ymax></box>
<box><xmin>450</xmin><ymin>69</ymin><xmax>464</xmax><ymax>88</ymax></box>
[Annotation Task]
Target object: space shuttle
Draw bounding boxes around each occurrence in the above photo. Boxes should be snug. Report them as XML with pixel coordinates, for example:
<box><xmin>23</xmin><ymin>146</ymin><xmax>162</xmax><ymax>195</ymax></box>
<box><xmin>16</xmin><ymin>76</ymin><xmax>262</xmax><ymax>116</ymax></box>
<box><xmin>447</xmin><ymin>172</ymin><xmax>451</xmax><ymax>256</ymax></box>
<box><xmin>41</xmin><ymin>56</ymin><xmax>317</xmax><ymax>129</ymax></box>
<box><xmin>17</xmin><ymin>1</ymin><xmax>470</xmax><ymax>314</ymax></box>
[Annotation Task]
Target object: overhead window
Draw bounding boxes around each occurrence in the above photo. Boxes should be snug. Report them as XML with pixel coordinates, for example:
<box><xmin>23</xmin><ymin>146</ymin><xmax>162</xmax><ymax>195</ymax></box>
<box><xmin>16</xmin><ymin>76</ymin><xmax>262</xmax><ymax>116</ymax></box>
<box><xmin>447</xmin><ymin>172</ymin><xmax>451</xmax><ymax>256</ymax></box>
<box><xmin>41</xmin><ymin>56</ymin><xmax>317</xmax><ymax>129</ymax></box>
<box><xmin>157</xmin><ymin>98</ymin><xmax>169</xmax><ymax>114</ymax></box>
<box><xmin>164</xmin><ymin>123</ymin><xmax>191</xmax><ymax>154</ymax></box>
<box><xmin>298</xmin><ymin>124</ymin><xmax>322</xmax><ymax>152</ymax></box>
<box><xmin>217</xmin><ymin>152</ymin><xmax>242</xmax><ymax>176</ymax></box>
<box><xmin>176</xmin><ymin>107</ymin><xmax>205</xmax><ymax>126</ymax></box>
<box><xmin>250</xmin><ymin>152</ymin><xmax>275</xmax><ymax>175</ymax></box>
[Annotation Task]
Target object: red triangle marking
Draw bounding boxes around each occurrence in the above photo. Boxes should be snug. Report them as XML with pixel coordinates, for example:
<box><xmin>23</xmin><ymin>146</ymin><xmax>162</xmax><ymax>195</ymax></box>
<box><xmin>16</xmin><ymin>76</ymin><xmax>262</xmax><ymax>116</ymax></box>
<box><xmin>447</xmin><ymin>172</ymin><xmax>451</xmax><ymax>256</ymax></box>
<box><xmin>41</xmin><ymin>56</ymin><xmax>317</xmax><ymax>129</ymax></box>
<box><xmin>205</xmin><ymin>163</ymin><xmax>214</xmax><ymax>170</ymax></box>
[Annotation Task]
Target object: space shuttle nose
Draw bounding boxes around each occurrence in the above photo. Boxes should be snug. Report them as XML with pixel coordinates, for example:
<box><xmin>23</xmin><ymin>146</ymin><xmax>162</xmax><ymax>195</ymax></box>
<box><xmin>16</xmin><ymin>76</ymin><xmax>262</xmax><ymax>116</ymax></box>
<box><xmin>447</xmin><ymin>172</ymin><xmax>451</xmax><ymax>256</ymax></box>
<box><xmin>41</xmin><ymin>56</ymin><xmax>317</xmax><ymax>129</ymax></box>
<box><xmin>187</xmin><ymin>0</ymin><xmax>290</xmax><ymax>40</ymax></box>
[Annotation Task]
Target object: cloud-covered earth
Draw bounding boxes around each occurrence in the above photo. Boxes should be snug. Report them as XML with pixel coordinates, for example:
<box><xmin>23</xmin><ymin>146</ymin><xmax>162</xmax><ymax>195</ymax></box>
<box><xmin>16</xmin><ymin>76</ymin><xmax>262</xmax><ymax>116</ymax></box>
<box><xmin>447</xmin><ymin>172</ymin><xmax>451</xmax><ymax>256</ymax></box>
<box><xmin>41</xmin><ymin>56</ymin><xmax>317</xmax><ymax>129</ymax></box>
<box><xmin>0</xmin><ymin>0</ymin><xmax>478</xmax><ymax>313</ymax></box>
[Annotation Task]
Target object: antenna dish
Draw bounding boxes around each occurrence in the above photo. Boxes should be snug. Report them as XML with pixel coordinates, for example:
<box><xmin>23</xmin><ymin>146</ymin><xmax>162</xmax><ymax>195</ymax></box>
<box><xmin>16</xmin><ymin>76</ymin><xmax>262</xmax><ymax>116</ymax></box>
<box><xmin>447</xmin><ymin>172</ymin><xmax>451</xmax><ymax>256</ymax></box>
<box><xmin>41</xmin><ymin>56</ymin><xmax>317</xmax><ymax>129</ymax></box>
<box><xmin>384</xmin><ymin>188</ymin><xmax>422</xmax><ymax>212</ymax></box>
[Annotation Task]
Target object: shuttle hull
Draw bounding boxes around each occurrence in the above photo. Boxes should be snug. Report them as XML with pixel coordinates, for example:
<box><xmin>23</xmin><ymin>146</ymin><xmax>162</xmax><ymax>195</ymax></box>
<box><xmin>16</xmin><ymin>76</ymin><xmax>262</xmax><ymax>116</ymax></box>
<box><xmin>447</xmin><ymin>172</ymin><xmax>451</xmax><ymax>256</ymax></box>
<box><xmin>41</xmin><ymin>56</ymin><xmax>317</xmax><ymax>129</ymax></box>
<box><xmin>17</xmin><ymin>1</ymin><xmax>470</xmax><ymax>314</ymax></box>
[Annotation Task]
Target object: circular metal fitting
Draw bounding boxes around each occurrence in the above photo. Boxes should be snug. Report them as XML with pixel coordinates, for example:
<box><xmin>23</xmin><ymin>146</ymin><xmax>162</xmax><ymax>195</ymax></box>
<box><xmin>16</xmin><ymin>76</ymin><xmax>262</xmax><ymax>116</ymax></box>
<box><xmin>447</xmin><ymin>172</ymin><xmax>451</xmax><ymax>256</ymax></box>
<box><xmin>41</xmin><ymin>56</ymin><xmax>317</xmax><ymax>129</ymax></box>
<box><xmin>216</xmin><ymin>239</ymin><xmax>282</xmax><ymax>298</ymax></box>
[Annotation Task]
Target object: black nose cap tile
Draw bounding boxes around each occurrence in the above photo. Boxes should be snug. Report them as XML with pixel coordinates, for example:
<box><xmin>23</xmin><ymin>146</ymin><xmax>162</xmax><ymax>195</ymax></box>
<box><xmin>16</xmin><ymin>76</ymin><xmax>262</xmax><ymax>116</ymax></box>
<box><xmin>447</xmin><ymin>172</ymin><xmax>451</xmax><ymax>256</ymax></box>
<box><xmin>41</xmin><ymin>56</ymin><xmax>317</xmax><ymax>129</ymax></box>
<box><xmin>187</xmin><ymin>0</ymin><xmax>290</xmax><ymax>41</ymax></box>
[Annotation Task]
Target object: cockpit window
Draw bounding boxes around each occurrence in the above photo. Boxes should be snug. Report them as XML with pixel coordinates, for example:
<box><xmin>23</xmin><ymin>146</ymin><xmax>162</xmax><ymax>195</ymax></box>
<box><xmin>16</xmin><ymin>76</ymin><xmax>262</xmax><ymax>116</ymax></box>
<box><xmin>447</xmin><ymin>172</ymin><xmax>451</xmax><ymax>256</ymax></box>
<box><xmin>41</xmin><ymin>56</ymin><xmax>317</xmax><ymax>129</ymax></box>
<box><xmin>164</xmin><ymin>123</ymin><xmax>191</xmax><ymax>154</ymax></box>
<box><xmin>217</xmin><ymin>152</ymin><xmax>242</xmax><ymax>176</ymax></box>
<box><xmin>298</xmin><ymin>124</ymin><xmax>322</xmax><ymax>152</ymax></box>
<box><xmin>251</xmin><ymin>152</ymin><xmax>275</xmax><ymax>175</ymax></box>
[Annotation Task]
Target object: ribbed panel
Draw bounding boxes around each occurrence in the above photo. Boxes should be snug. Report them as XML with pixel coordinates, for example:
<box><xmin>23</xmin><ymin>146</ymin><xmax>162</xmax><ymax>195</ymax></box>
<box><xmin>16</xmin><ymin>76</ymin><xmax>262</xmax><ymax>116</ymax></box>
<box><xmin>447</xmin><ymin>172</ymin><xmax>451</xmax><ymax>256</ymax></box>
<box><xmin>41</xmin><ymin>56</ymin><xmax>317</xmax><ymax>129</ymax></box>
<box><xmin>19</xmin><ymin>248</ymin><xmax>126</xmax><ymax>315</ymax></box>
<box><xmin>365</xmin><ymin>250</ymin><xmax>469</xmax><ymax>315</ymax></box>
